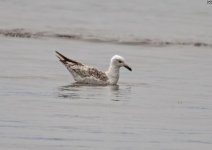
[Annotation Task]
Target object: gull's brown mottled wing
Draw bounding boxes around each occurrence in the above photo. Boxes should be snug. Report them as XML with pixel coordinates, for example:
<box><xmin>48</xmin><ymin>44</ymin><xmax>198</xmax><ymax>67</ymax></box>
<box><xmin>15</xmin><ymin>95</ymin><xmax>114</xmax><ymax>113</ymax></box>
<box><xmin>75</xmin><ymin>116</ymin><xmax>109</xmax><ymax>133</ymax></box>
<box><xmin>56</xmin><ymin>51</ymin><xmax>108</xmax><ymax>82</ymax></box>
<box><xmin>67</xmin><ymin>65</ymin><xmax>108</xmax><ymax>82</ymax></box>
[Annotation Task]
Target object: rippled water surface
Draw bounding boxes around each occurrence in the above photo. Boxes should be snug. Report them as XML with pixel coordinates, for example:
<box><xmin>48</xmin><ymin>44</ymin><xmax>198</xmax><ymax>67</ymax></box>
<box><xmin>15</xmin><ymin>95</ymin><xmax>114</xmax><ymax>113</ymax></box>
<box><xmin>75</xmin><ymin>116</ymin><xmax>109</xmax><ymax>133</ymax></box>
<box><xmin>0</xmin><ymin>0</ymin><xmax>212</xmax><ymax>150</ymax></box>
<box><xmin>1</xmin><ymin>37</ymin><xmax>212</xmax><ymax>150</ymax></box>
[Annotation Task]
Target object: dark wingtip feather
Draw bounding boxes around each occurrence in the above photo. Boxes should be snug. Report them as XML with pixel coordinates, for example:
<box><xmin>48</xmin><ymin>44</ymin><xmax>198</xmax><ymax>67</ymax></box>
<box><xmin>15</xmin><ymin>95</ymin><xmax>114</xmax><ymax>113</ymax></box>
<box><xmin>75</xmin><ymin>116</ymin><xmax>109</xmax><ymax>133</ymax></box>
<box><xmin>55</xmin><ymin>51</ymin><xmax>66</xmax><ymax>60</ymax></box>
<box><xmin>55</xmin><ymin>51</ymin><xmax>67</xmax><ymax>64</ymax></box>
<box><xmin>55</xmin><ymin>51</ymin><xmax>83</xmax><ymax>65</ymax></box>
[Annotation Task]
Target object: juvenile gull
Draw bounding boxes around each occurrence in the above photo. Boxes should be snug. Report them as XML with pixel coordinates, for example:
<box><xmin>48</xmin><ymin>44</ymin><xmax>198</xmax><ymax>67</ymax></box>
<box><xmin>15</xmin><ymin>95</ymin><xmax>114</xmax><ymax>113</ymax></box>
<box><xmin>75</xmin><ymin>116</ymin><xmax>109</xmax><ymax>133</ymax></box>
<box><xmin>56</xmin><ymin>51</ymin><xmax>132</xmax><ymax>85</ymax></box>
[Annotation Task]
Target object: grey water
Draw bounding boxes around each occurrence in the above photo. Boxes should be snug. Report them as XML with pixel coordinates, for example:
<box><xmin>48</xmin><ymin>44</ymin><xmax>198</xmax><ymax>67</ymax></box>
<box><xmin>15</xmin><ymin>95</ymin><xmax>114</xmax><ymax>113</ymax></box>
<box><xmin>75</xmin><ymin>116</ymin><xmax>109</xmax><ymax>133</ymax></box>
<box><xmin>0</xmin><ymin>0</ymin><xmax>212</xmax><ymax>150</ymax></box>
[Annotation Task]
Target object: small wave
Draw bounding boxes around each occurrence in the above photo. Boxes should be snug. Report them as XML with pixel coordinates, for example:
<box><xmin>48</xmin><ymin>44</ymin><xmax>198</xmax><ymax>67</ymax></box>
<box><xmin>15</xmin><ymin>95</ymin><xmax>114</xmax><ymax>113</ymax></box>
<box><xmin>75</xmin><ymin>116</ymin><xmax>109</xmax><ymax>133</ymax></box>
<box><xmin>53</xmin><ymin>33</ymin><xmax>211</xmax><ymax>47</ymax></box>
<box><xmin>0</xmin><ymin>28</ymin><xmax>44</xmax><ymax>38</ymax></box>
<box><xmin>0</xmin><ymin>28</ymin><xmax>211</xmax><ymax>47</ymax></box>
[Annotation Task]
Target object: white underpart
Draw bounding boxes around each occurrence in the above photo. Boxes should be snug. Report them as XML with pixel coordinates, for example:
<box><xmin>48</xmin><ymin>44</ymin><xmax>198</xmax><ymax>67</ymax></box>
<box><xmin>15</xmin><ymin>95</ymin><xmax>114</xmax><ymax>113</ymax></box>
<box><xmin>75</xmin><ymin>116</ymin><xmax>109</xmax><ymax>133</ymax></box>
<box><xmin>105</xmin><ymin>64</ymin><xmax>120</xmax><ymax>85</ymax></box>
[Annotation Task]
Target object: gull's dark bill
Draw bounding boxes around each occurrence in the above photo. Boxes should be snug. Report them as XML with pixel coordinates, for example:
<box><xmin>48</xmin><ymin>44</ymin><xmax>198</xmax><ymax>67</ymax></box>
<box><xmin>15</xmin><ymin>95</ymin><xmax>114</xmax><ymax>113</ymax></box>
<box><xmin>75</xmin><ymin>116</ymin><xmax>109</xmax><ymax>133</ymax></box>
<box><xmin>124</xmin><ymin>64</ymin><xmax>132</xmax><ymax>71</ymax></box>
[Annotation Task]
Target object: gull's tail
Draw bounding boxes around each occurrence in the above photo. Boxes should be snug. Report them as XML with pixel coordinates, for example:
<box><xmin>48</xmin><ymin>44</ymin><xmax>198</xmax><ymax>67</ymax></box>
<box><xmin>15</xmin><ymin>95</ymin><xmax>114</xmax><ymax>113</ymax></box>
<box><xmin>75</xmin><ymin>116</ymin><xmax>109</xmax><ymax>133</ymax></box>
<box><xmin>55</xmin><ymin>51</ymin><xmax>83</xmax><ymax>66</ymax></box>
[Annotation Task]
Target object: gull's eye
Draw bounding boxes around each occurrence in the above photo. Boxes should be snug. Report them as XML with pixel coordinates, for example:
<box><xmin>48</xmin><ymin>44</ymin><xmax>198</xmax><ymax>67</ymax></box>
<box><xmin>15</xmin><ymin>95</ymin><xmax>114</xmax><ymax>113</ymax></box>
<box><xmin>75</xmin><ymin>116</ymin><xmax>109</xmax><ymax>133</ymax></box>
<box><xmin>118</xmin><ymin>60</ymin><xmax>122</xmax><ymax>63</ymax></box>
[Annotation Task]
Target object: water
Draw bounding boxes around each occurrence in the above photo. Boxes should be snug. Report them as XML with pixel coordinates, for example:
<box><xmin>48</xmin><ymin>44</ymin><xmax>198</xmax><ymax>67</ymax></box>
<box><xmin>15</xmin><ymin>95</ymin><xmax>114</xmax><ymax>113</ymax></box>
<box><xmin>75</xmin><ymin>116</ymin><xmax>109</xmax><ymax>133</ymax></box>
<box><xmin>0</xmin><ymin>0</ymin><xmax>212</xmax><ymax>150</ymax></box>
<box><xmin>0</xmin><ymin>0</ymin><xmax>212</xmax><ymax>46</ymax></box>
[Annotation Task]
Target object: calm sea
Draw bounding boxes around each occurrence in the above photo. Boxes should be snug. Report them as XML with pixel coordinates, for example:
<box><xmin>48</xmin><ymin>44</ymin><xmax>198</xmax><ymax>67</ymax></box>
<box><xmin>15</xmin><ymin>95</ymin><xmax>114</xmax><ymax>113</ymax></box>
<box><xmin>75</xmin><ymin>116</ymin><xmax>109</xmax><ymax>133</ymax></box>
<box><xmin>0</xmin><ymin>0</ymin><xmax>212</xmax><ymax>150</ymax></box>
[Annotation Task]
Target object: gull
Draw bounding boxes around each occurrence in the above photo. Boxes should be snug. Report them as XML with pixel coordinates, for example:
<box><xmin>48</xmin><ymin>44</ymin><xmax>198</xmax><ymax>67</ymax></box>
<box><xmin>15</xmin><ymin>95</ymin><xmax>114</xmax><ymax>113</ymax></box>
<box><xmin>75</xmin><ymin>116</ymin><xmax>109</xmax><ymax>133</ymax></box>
<box><xmin>55</xmin><ymin>51</ymin><xmax>132</xmax><ymax>85</ymax></box>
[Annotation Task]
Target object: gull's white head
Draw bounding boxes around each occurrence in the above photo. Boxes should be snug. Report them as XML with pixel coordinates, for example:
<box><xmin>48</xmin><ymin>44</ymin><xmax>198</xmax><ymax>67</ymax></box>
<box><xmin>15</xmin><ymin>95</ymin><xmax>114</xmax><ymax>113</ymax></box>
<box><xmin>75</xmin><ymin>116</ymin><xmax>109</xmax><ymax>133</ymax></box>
<box><xmin>111</xmin><ymin>55</ymin><xmax>132</xmax><ymax>71</ymax></box>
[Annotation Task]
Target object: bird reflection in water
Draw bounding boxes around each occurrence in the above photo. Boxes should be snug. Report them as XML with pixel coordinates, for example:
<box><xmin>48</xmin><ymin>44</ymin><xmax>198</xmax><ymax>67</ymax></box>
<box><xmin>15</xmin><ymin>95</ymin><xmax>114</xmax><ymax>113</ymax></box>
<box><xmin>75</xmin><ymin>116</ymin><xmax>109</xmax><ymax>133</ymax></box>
<box><xmin>57</xmin><ymin>83</ymin><xmax>131</xmax><ymax>101</ymax></box>
<box><xmin>110</xmin><ymin>84</ymin><xmax>132</xmax><ymax>101</ymax></box>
